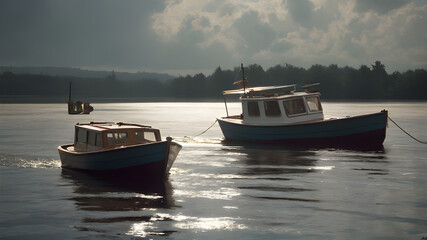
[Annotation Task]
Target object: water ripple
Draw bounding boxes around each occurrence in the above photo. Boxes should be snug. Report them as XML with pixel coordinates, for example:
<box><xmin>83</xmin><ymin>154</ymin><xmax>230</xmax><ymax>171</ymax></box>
<box><xmin>0</xmin><ymin>153</ymin><xmax>60</xmax><ymax>169</ymax></box>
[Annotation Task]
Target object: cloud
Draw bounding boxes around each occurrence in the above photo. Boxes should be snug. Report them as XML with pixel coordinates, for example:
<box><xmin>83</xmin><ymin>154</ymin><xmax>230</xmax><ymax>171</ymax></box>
<box><xmin>354</xmin><ymin>0</ymin><xmax>411</xmax><ymax>14</ymax></box>
<box><xmin>0</xmin><ymin>0</ymin><xmax>426</xmax><ymax>74</ymax></box>
<box><xmin>285</xmin><ymin>0</ymin><xmax>334</xmax><ymax>29</ymax></box>
<box><xmin>233</xmin><ymin>11</ymin><xmax>277</xmax><ymax>56</ymax></box>
<box><xmin>150</xmin><ymin>0</ymin><xmax>427</xmax><ymax>72</ymax></box>
<box><xmin>340</xmin><ymin>2</ymin><xmax>427</xmax><ymax>71</ymax></box>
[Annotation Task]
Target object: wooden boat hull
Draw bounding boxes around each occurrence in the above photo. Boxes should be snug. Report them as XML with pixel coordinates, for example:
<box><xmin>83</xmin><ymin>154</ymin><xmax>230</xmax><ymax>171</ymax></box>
<box><xmin>58</xmin><ymin>140</ymin><xmax>182</xmax><ymax>180</ymax></box>
<box><xmin>218</xmin><ymin>110</ymin><xmax>388</xmax><ymax>148</ymax></box>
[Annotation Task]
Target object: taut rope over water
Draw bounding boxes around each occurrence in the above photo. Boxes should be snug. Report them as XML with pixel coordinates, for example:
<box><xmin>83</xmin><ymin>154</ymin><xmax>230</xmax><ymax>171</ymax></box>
<box><xmin>193</xmin><ymin>119</ymin><xmax>218</xmax><ymax>137</ymax></box>
<box><xmin>388</xmin><ymin>116</ymin><xmax>427</xmax><ymax>144</ymax></box>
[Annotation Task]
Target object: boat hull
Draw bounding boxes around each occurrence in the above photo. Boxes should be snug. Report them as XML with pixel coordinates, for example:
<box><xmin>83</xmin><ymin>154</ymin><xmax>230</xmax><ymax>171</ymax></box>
<box><xmin>58</xmin><ymin>140</ymin><xmax>182</xmax><ymax>180</ymax></box>
<box><xmin>218</xmin><ymin>110</ymin><xmax>388</xmax><ymax>149</ymax></box>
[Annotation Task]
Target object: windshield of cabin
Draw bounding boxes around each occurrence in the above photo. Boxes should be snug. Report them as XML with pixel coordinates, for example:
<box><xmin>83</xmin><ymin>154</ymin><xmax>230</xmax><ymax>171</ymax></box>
<box><xmin>107</xmin><ymin>132</ymin><xmax>129</xmax><ymax>146</ymax></box>
<box><xmin>306</xmin><ymin>96</ymin><xmax>322</xmax><ymax>112</ymax></box>
<box><xmin>283</xmin><ymin>98</ymin><xmax>307</xmax><ymax>115</ymax></box>
<box><xmin>88</xmin><ymin>131</ymin><xmax>102</xmax><ymax>147</ymax></box>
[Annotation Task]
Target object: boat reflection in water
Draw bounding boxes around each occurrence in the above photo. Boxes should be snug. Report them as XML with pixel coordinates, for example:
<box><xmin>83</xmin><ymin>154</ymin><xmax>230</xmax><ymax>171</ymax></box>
<box><xmin>61</xmin><ymin>169</ymin><xmax>178</xmax><ymax>238</ymax></box>
<box><xmin>219</xmin><ymin>142</ymin><xmax>387</xmax><ymax>204</ymax></box>
<box><xmin>225</xmin><ymin>144</ymin><xmax>319</xmax><ymax>178</ymax></box>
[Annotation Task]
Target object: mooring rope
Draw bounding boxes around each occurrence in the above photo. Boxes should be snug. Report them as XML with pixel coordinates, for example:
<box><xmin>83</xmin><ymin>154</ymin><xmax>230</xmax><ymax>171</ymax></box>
<box><xmin>193</xmin><ymin>119</ymin><xmax>218</xmax><ymax>137</ymax></box>
<box><xmin>388</xmin><ymin>116</ymin><xmax>427</xmax><ymax>144</ymax></box>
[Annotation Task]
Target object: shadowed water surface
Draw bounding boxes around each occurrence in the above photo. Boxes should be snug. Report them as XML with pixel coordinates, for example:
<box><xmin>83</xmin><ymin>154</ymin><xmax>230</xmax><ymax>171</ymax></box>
<box><xmin>0</xmin><ymin>102</ymin><xmax>427</xmax><ymax>239</ymax></box>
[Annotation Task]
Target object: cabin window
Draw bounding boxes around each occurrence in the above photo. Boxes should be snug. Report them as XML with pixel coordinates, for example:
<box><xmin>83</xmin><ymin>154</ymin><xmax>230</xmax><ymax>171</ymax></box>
<box><xmin>95</xmin><ymin>133</ymin><xmax>102</xmax><ymax>147</ymax></box>
<box><xmin>306</xmin><ymin>96</ymin><xmax>322</xmax><ymax>112</ymax></box>
<box><xmin>135</xmin><ymin>131</ymin><xmax>144</xmax><ymax>143</ymax></box>
<box><xmin>264</xmin><ymin>101</ymin><xmax>281</xmax><ymax>117</ymax></box>
<box><xmin>136</xmin><ymin>131</ymin><xmax>157</xmax><ymax>143</ymax></box>
<box><xmin>283</xmin><ymin>98</ymin><xmax>307</xmax><ymax>115</ymax></box>
<box><xmin>107</xmin><ymin>132</ymin><xmax>129</xmax><ymax>146</ymax></box>
<box><xmin>145</xmin><ymin>132</ymin><xmax>157</xmax><ymax>142</ymax></box>
<box><xmin>87</xmin><ymin>131</ymin><xmax>97</xmax><ymax>146</ymax></box>
<box><xmin>247</xmin><ymin>101</ymin><xmax>260</xmax><ymax>117</ymax></box>
<box><xmin>77</xmin><ymin>128</ymin><xmax>87</xmax><ymax>143</ymax></box>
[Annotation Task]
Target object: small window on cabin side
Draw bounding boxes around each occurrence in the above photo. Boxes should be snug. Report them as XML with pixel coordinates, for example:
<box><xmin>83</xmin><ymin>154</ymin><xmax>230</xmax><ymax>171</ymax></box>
<box><xmin>306</xmin><ymin>96</ymin><xmax>322</xmax><ymax>112</ymax></box>
<box><xmin>264</xmin><ymin>101</ymin><xmax>281</xmax><ymax>117</ymax></box>
<box><xmin>283</xmin><ymin>98</ymin><xmax>307</xmax><ymax>115</ymax></box>
<box><xmin>107</xmin><ymin>132</ymin><xmax>129</xmax><ymax>146</ymax></box>
<box><xmin>247</xmin><ymin>101</ymin><xmax>260</xmax><ymax>117</ymax></box>
<box><xmin>77</xmin><ymin>128</ymin><xmax>87</xmax><ymax>143</ymax></box>
<box><xmin>135</xmin><ymin>131</ymin><xmax>157</xmax><ymax>143</ymax></box>
<box><xmin>87</xmin><ymin>131</ymin><xmax>97</xmax><ymax>146</ymax></box>
<box><xmin>145</xmin><ymin>132</ymin><xmax>157</xmax><ymax>142</ymax></box>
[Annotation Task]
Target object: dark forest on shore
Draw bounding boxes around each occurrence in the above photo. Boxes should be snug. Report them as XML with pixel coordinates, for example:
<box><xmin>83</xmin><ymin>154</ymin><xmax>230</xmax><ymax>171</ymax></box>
<box><xmin>1</xmin><ymin>61</ymin><xmax>426</xmax><ymax>102</ymax></box>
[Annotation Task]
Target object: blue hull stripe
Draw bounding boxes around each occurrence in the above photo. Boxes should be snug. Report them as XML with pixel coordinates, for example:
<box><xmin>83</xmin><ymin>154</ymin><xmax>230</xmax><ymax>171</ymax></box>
<box><xmin>218</xmin><ymin>111</ymin><xmax>387</xmax><ymax>142</ymax></box>
<box><xmin>59</xmin><ymin>141</ymin><xmax>167</xmax><ymax>171</ymax></box>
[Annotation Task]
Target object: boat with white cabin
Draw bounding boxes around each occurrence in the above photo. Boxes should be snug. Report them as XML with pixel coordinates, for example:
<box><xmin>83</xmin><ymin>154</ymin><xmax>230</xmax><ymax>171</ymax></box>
<box><xmin>58</xmin><ymin>122</ymin><xmax>182</xmax><ymax>180</ymax></box>
<box><xmin>217</xmin><ymin>65</ymin><xmax>388</xmax><ymax>148</ymax></box>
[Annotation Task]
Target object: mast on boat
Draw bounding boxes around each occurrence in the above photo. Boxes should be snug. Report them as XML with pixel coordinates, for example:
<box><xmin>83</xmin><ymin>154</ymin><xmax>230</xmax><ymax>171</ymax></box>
<box><xmin>223</xmin><ymin>63</ymin><xmax>249</xmax><ymax>118</ymax></box>
<box><xmin>241</xmin><ymin>64</ymin><xmax>247</xmax><ymax>96</ymax></box>
<box><xmin>233</xmin><ymin>63</ymin><xmax>250</xmax><ymax>97</ymax></box>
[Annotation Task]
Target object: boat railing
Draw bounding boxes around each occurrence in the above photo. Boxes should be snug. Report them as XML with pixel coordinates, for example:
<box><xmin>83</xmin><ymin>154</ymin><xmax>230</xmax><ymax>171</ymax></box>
<box><xmin>226</xmin><ymin>115</ymin><xmax>243</xmax><ymax>119</ymax></box>
<box><xmin>242</xmin><ymin>92</ymin><xmax>295</xmax><ymax>99</ymax></box>
<box><xmin>77</xmin><ymin>121</ymin><xmax>115</xmax><ymax>126</ymax></box>
<box><xmin>116</xmin><ymin>122</ymin><xmax>152</xmax><ymax>128</ymax></box>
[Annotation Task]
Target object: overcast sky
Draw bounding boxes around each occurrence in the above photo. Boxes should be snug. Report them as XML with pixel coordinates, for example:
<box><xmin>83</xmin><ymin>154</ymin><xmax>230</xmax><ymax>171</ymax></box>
<box><xmin>0</xmin><ymin>0</ymin><xmax>426</xmax><ymax>75</ymax></box>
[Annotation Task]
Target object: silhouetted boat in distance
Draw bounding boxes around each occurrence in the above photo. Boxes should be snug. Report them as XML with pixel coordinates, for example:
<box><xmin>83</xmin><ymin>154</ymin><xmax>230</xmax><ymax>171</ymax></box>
<box><xmin>68</xmin><ymin>81</ymin><xmax>93</xmax><ymax>114</ymax></box>
<box><xmin>58</xmin><ymin>122</ymin><xmax>182</xmax><ymax>180</ymax></box>
<box><xmin>218</xmin><ymin>64</ymin><xmax>388</xmax><ymax>149</ymax></box>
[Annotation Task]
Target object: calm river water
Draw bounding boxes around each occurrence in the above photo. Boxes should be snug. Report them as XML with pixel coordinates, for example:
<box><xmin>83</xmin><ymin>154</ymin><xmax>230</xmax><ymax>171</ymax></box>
<box><xmin>0</xmin><ymin>102</ymin><xmax>426</xmax><ymax>239</ymax></box>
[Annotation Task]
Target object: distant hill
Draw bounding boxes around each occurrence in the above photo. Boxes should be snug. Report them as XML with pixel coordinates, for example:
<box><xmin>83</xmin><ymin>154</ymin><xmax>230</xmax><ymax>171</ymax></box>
<box><xmin>0</xmin><ymin>66</ymin><xmax>175</xmax><ymax>81</ymax></box>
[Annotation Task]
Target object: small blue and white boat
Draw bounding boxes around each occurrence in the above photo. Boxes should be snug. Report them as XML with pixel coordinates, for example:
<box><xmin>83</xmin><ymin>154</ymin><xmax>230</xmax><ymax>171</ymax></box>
<box><xmin>218</xmin><ymin>65</ymin><xmax>388</xmax><ymax>148</ymax></box>
<box><xmin>58</xmin><ymin>122</ymin><xmax>182</xmax><ymax>179</ymax></box>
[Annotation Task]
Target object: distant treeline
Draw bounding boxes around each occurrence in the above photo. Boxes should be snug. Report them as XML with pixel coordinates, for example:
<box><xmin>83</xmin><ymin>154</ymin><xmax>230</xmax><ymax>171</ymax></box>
<box><xmin>0</xmin><ymin>66</ymin><xmax>174</xmax><ymax>81</ymax></box>
<box><xmin>1</xmin><ymin>61</ymin><xmax>426</xmax><ymax>102</ymax></box>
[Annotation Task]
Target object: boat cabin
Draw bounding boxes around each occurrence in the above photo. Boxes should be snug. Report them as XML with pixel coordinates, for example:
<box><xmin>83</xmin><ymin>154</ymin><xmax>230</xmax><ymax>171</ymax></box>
<box><xmin>67</xmin><ymin>81</ymin><xmax>93</xmax><ymax>114</ymax></box>
<box><xmin>68</xmin><ymin>101</ymin><xmax>94</xmax><ymax>114</ymax></box>
<box><xmin>224</xmin><ymin>84</ymin><xmax>324</xmax><ymax>125</ymax></box>
<box><xmin>73</xmin><ymin>122</ymin><xmax>161</xmax><ymax>152</ymax></box>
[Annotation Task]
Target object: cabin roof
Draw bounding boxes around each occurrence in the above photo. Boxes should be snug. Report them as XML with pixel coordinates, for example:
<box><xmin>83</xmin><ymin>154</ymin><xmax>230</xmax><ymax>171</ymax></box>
<box><xmin>223</xmin><ymin>84</ymin><xmax>296</xmax><ymax>95</ymax></box>
<box><xmin>241</xmin><ymin>91</ymin><xmax>320</xmax><ymax>101</ymax></box>
<box><xmin>75</xmin><ymin>122</ymin><xmax>153</xmax><ymax>132</ymax></box>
